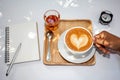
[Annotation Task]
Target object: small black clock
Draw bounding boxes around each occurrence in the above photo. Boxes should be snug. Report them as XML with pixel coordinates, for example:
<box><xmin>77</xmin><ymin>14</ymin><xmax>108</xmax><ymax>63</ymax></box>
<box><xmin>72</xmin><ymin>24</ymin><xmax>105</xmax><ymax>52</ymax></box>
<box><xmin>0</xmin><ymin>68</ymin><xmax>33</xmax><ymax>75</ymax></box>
<box><xmin>99</xmin><ymin>10</ymin><xmax>113</xmax><ymax>25</ymax></box>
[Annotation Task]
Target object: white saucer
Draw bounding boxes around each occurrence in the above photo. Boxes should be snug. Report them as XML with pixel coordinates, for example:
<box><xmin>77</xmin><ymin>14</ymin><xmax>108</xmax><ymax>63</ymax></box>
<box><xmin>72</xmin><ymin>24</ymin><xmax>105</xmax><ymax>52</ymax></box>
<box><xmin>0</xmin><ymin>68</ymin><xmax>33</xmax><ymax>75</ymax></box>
<box><xmin>58</xmin><ymin>31</ymin><xmax>96</xmax><ymax>63</ymax></box>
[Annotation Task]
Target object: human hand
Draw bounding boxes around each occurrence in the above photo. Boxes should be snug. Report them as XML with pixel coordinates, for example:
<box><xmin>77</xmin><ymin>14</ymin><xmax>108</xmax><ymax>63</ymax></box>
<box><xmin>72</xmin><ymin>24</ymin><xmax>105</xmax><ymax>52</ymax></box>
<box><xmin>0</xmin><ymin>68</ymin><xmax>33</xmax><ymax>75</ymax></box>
<box><xmin>94</xmin><ymin>31</ymin><xmax>120</xmax><ymax>54</ymax></box>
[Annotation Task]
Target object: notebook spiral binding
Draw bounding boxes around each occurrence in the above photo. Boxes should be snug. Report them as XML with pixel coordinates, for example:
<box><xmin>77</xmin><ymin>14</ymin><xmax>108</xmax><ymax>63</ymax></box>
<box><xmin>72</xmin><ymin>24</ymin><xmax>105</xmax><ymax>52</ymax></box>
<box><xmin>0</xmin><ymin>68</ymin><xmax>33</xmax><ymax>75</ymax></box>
<box><xmin>5</xmin><ymin>27</ymin><xmax>10</xmax><ymax>63</ymax></box>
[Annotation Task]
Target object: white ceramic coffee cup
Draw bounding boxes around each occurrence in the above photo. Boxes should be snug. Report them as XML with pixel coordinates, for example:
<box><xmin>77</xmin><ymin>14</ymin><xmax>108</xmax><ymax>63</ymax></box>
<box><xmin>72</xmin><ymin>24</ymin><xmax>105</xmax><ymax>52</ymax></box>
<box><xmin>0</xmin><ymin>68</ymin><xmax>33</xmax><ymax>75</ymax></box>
<box><xmin>64</xmin><ymin>27</ymin><xmax>93</xmax><ymax>57</ymax></box>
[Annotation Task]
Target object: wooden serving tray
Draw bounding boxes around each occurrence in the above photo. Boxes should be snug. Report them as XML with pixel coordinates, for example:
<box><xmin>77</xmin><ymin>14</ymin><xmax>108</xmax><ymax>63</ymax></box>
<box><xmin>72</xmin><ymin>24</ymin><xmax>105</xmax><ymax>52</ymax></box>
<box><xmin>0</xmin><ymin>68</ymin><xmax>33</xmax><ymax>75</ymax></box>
<box><xmin>43</xmin><ymin>19</ymin><xmax>96</xmax><ymax>66</ymax></box>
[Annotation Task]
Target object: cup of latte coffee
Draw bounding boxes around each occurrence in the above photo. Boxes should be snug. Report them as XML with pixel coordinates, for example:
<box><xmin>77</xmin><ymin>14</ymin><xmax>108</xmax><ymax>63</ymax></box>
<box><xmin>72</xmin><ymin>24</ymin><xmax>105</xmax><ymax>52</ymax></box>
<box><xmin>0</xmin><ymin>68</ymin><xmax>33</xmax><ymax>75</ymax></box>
<box><xmin>64</xmin><ymin>27</ymin><xmax>93</xmax><ymax>56</ymax></box>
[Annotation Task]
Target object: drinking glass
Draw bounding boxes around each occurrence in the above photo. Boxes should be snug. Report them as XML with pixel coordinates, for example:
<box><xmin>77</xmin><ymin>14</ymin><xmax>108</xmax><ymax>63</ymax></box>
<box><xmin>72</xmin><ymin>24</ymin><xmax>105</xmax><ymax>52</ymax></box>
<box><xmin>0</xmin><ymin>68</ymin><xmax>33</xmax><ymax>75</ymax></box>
<box><xmin>44</xmin><ymin>10</ymin><xmax>60</xmax><ymax>31</ymax></box>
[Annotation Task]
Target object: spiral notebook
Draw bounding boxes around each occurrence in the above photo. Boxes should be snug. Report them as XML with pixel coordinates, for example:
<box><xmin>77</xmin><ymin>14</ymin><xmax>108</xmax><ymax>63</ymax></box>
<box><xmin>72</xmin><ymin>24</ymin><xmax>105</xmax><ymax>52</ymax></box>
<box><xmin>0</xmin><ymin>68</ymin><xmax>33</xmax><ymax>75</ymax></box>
<box><xmin>5</xmin><ymin>22</ymin><xmax>40</xmax><ymax>64</ymax></box>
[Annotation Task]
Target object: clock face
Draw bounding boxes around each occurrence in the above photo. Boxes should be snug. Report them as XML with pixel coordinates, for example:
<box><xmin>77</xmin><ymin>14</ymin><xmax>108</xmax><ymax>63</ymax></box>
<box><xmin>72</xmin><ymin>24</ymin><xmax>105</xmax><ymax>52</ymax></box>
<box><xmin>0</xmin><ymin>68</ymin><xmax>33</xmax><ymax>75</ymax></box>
<box><xmin>101</xmin><ymin>13</ymin><xmax>111</xmax><ymax>22</ymax></box>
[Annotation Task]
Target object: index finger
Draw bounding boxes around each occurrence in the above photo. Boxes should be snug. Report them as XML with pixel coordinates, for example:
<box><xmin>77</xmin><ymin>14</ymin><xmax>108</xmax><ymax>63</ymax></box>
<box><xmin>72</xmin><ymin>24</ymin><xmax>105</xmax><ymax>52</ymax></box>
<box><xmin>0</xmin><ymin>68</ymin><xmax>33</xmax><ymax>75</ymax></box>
<box><xmin>95</xmin><ymin>32</ymin><xmax>105</xmax><ymax>39</ymax></box>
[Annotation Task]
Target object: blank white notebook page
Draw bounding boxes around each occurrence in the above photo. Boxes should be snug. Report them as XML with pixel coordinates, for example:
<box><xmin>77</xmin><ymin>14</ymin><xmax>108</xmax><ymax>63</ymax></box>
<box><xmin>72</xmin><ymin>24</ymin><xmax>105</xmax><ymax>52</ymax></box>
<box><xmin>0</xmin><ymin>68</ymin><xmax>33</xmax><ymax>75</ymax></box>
<box><xmin>7</xmin><ymin>22</ymin><xmax>40</xmax><ymax>64</ymax></box>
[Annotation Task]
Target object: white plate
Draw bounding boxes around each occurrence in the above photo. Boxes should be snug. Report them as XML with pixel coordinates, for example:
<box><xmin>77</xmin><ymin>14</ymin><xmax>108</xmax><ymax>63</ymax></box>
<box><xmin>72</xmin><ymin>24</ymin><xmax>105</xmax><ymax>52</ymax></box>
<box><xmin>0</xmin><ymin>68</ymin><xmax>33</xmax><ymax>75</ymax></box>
<box><xmin>58</xmin><ymin>31</ymin><xmax>96</xmax><ymax>63</ymax></box>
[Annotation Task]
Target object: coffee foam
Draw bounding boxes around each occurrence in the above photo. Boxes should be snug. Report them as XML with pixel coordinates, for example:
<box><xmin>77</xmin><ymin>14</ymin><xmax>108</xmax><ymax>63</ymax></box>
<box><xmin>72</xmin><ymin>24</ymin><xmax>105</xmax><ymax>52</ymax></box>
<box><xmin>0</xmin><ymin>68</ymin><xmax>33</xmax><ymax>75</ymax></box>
<box><xmin>70</xmin><ymin>34</ymin><xmax>88</xmax><ymax>49</ymax></box>
<box><xmin>65</xmin><ymin>27</ymin><xmax>92</xmax><ymax>52</ymax></box>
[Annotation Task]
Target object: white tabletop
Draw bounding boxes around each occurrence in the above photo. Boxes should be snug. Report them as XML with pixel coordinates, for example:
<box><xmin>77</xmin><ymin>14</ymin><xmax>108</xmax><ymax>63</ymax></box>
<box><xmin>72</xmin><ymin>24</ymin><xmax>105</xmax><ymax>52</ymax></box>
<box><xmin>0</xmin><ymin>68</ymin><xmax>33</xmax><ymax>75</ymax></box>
<box><xmin>0</xmin><ymin>0</ymin><xmax>120</xmax><ymax>80</ymax></box>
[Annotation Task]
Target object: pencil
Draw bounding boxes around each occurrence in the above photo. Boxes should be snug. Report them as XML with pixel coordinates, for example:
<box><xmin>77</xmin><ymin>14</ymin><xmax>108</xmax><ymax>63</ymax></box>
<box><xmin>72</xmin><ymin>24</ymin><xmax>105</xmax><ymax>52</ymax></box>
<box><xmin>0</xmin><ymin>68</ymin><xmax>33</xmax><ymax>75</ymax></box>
<box><xmin>6</xmin><ymin>43</ymin><xmax>22</xmax><ymax>76</ymax></box>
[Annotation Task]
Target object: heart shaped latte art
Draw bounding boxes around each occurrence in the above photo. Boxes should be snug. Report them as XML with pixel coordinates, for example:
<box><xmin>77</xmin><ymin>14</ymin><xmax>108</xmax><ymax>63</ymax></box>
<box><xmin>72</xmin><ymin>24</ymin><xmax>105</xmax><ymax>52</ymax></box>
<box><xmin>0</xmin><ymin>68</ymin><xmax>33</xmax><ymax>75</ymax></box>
<box><xmin>70</xmin><ymin>34</ymin><xmax>88</xmax><ymax>49</ymax></box>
